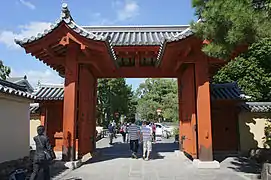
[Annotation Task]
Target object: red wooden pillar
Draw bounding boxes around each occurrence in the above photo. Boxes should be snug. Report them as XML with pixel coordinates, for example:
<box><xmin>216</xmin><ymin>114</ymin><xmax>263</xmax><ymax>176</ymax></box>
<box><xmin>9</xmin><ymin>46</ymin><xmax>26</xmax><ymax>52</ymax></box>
<box><xmin>40</xmin><ymin>104</ymin><xmax>49</xmax><ymax>136</ymax></box>
<box><xmin>91</xmin><ymin>78</ymin><xmax>98</xmax><ymax>150</ymax></box>
<box><xmin>195</xmin><ymin>58</ymin><xmax>213</xmax><ymax>161</ymax></box>
<box><xmin>40</xmin><ymin>106</ymin><xmax>46</xmax><ymax>126</ymax></box>
<box><xmin>177</xmin><ymin>77</ymin><xmax>182</xmax><ymax>149</ymax></box>
<box><xmin>62</xmin><ymin>43</ymin><xmax>79</xmax><ymax>161</ymax></box>
<box><xmin>78</xmin><ymin>65</ymin><xmax>95</xmax><ymax>158</ymax></box>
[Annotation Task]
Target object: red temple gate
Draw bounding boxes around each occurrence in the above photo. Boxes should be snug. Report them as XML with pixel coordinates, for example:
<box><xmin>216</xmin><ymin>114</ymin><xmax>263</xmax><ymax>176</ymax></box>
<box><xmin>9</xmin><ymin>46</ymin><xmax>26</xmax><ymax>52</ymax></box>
<box><xmin>16</xmin><ymin>3</ymin><xmax>226</xmax><ymax>162</ymax></box>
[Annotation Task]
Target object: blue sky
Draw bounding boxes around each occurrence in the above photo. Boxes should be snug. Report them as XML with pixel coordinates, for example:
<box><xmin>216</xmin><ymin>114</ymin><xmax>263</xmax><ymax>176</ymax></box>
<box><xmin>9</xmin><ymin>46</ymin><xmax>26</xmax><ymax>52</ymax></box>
<box><xmin>0</xmin><ymin>0</ymin><xmax>197</xmax><ymax>90</ymax></box>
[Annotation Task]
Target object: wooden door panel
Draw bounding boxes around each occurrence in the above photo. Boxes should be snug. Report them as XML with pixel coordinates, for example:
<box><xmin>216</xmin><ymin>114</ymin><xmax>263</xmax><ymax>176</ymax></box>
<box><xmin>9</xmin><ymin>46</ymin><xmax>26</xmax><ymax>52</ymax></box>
<box><xmin>179</xmin><ymin>64</ymin><xmax>197</xmax><ymax>158</ymax></box>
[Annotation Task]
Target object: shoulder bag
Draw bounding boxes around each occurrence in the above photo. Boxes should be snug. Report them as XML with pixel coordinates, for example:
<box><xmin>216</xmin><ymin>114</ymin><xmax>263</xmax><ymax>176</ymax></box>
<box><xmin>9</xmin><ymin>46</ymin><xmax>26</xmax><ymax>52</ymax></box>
<box><xmin>37</xmin><ymin>136</ymin><xmax>53</xmax><ymax>161</ymax></box>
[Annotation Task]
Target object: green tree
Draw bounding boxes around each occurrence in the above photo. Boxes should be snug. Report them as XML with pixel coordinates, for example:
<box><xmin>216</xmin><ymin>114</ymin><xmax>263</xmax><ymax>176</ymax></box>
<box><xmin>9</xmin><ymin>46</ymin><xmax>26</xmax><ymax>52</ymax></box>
<box><xmin>0</xmin><ymin>60</ymin><xmax>11</xmax><ymax>80</ymax></box>
<box><xmin>136</xmin><ymin>78</ymin><xmax>178</xmax><ymax>122</ymax></box>
<box><xmin>191</xmin><ymin>0</ymin><xmax>271</xmax><ymax>59</ymax></box>
<box><xmin>97</xmin><ymin>78</ymin><xmax>136</xmax><ymax>127</ymax></box>
<box><xmin>213</xmin><ymin>38</ymin><xmax>271</xmax><ymax>101</ymax></box>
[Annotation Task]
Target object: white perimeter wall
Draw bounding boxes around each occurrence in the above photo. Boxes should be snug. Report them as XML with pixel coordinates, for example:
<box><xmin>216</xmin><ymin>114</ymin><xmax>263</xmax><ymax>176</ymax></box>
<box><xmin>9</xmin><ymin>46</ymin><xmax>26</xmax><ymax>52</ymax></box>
<box><xmin>0</xmin><ymin>93</ymin><xmax>31</xmax><ymax>163</ymax></box>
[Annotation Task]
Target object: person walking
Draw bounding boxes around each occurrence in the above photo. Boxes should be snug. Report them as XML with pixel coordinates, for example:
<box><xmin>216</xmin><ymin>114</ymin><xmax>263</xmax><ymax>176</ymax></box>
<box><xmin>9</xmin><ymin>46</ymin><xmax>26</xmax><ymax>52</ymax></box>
<box><xmin>120</xmin><ymin>123</ymin><xmax>127</xmax><ymax>143</ymax></box>
<box><xmin>128</xmin><ymin>117</ymin><xmax>140</xmax><ymax>159</ymax></box>
<box><xmin>30</xmin><ymin>125</ymin><xmax>55</xmax><ymax>180</ymax></box>
<box><xmin>108</xmin><ymin>123</ymin><xmax>114</xmax><ymax>145</ymax></box>
<box><xmin>141</xmin><ymin>121</ymin><xmax>152</xmax><ymax>160</ymax></box>
<box><xmin>126</xmin><ymin>123</ymin><xmax>130</xmax><ymax>143</ymax></box>
<box><xmin>112</xmin><ymin>120</ymin><xmax>117</xmax><ymax>138</ymax></box>
<box><xmin>151</xmin><ymin>122</ymin><xmax>156</xmax><ymax>143</ymax></box>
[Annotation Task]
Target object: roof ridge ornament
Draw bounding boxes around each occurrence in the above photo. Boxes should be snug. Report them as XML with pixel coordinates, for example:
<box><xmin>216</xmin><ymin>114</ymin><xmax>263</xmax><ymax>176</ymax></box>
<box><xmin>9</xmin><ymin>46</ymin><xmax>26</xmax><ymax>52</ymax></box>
<box><xmin>61</xmin><ymin>3</ymin><xmax>73</xmax><ymax>21</ymax></box>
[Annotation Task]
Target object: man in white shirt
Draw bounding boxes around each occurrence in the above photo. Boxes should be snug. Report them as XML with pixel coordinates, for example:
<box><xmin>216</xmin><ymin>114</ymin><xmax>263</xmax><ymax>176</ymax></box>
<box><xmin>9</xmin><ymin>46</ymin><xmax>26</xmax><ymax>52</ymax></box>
<box><xmin>141</xmin><ymin>121</ymin><xmax>152</xmax><ymax>160</ymax></box>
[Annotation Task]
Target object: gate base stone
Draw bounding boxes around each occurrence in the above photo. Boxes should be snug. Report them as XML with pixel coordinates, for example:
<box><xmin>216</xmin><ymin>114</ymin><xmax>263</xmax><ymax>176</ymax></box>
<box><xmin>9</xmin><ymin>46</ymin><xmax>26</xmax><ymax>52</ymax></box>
<box><xmin>193</xmin><ymin>159</ymin><xmax>220</xmax><ymax>169</ymax></box>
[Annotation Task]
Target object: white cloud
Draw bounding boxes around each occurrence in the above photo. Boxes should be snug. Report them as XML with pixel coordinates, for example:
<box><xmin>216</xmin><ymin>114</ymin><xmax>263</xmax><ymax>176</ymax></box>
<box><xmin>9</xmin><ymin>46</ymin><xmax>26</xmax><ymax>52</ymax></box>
<box><xmin>116</xmin><ymin>0</ymin><xmax>139</xmax><ymax>21</ymax></box>
<box><xmin>19</xmin><ymin>0</ymin><xmax>36</xmax><ymax>10</ymax></box>
<box><xmin>89</xmin><ymin>13</ymin><xmax>116</xmax><ymax>25</ymax></box>
<box><xmin>0</xmin><ymin>22</ymin><xmax>51</xmax><ymax>49</ymax></box>
<box><xmin>90</xmin><ymin>0</ymin><xmax>139</xmax><ymax>25</ymax></box>
<box><xmin>11</xmin><ymin>68</ymin><xmax>64</xmax><ymax>88</ymax></box>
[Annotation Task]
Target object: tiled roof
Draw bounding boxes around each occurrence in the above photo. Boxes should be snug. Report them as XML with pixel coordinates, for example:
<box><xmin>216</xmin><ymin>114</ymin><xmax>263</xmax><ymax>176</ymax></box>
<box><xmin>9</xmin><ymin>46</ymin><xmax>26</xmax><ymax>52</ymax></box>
<box><xmin>30</xmin><ymin>103</ymin><xmax>40</xmax><ymax>114</ymax></box>
<box><xmin>83</xmin><ymin>25</ymin><xmax>189</xmax><ymax>46</ymax></box>
<box><xmin>34</xmin><ymin>84</ymin><xmax>64</xmax><ymax>101</ymax></box>
<box><xmin>34</xmin><ymin>82</ymin><xmax>242</xmax><ymax>101</ymax></box>
<box><xmin>6</xmin><ymin>77</ymin><xmax>25</xmax><ymax>83</ymax></box>
<box><xmin>6</xmin><ymin>76</ymin><xmax>34</xmax><ymax>93</ymax></box>
<box><xmin>241</xmin><ymin>102</ymin><xmax>271</xmax><ymax>112</ymax></box>
<box><xmin>14</xmin><ymin>3</ymin><xmax>117</xmax><ymax>62</ymax></box>
<box><xmin>0</xmin><ymin>79</ymin><xmax>35</xmax><ymax>99</ymax></box>
<box><xmin>210</xmin><ymin>82</ymin><xmax>243</xmax><ymax>100</ymax></box>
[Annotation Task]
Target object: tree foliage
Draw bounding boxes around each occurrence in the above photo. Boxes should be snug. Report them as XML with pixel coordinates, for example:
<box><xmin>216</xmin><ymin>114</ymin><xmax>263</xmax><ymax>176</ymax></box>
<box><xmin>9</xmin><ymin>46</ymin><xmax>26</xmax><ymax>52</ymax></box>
<box><xmin>0</xmin><ymin>60</ymin><xmax>11</xmax><ymax>80</ymax></box>
<box><xmin>191</xmin><ymin>0</ymin><xmax>271</xmax><ymax>59</ymax></box>
<box><xmin>213</xmin><ymin>38</ymin><xmax>271</xmax><ymax>101</ymax></box>
<box><xmin>97</xmin><ymin>78</ymin><xmax>136</xmax><ymax>127</ymax></box>
<box><xmin>136</xmin><ymin>78</ymin><xmax>178</xmax><ymax>122</ymax></box>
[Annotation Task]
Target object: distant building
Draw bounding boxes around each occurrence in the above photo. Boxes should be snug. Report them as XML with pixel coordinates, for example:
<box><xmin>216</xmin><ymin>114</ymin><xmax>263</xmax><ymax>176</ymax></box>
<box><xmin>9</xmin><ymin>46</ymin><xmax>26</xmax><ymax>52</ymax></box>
<box><xmin>7</xmin><ymin>75</ymin><xmax>34</xmax><ymax>93</ymax></box>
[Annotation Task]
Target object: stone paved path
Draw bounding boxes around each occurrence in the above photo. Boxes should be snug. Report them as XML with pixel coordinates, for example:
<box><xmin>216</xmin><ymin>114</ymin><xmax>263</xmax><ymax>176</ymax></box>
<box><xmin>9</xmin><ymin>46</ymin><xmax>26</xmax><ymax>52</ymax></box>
<box><xmin>60</xmin><ymin>135</ymin><xmax>248</xmax><ymax>180</ymax></box>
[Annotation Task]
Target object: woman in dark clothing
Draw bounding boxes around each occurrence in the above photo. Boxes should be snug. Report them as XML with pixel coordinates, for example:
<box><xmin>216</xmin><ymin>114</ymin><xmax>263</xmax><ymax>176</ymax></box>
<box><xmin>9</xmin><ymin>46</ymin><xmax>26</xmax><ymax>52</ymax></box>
<box><xmin>30</xmin><ymin>125</ymin><xmax>55</xmax><ymax>180</ymax></box>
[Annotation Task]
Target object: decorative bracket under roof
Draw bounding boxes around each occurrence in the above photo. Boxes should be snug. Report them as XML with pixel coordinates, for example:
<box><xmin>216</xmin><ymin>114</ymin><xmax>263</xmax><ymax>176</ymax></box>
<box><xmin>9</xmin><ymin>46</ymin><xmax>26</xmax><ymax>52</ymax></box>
<box><xmin>155</xmin><ymin>28</ymin><xmax>194</xmax><ymax>67</ymax></box>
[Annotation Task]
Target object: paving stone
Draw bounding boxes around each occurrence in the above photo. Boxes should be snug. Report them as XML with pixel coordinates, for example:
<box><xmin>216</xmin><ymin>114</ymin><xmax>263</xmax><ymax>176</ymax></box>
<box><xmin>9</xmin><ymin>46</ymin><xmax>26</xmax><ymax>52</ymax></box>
<box><xmin>59</xmin><ymin>136</ymin><xmax>249</xmax><ymax>180</ymax></box>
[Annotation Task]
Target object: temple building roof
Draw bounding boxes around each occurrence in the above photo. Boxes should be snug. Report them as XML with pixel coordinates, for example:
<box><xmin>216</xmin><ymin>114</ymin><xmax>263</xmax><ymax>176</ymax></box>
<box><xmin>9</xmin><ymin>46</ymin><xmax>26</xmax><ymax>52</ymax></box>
<box><xmin>0</xmin><ymin>79</ymin><xmax>35</xmax><ymax>99</ymax></box>
<box><xmin>15</xmin><ymin>3</ymin><xmax>110</xmax><ymax>46</ymax></box>
<box><xmin>82</xmin><ymin>25</ymin><xmax>190</xmax><ymax>46</ymax></box>
<box><xmin>14</xmin><ymin>3</ymin><xmax>117</xmax><ymax>64</ymax></box>
<box><xmin>31</xmin><ymin>83</ymin><xmax>271</xmax><ymax>113</ymax></box>
<box><xmin>34</xmin><ymin>84</ymin><xmax>64</xmax><ymax>101</ymax></box>
<box><xmin>14</xmin><ymin>2</ymin><xmax>193</xmax><ymax>48</ymax></box>
<box><xmin>6</xmin><ymin>75</ymin><xmax>34</xmax><ymax>93</ymax></box>
<box><xmin>33</xmin><ymin>82</ymin><xmax>242</xmax><ymax>101</ymax></box>
<box><xmin>14</xmin><ymin>3</ymin><xmax>195</xmax><ymax>71</ymax></box>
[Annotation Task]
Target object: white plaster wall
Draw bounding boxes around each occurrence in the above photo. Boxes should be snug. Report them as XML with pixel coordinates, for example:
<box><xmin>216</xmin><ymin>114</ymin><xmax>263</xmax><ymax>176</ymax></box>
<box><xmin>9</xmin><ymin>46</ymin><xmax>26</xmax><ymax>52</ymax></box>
<box><xmin>0</xmin><ymin>94</ymin><xmax>31</xmax><ymax>163</ymax></box>
<box><xmin>30</xmin><ymin>115</ymin><xmax>41</xmax><ymax>150</ymax></box>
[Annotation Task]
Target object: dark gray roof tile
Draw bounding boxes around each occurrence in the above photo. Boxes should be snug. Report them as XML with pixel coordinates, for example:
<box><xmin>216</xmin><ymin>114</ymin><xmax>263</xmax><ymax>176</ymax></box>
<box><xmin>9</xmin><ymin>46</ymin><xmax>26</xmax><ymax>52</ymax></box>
<box><xmin>210</xmin><ymin>82</ymin><xmax>243</xmax><ymax>100</ymax></box>
<box><xmin>82</xmin><ymin>25</ymin><xmax>189</xmax><ymax>46</ymax></box>
<box><xmin>0</xmin><ymin>79</ymin><xmax>35</xmax><ymax>99</ymax></box>
<box><xmin>241</xmin><ymin>102</ymin><xmax>271</xmax><ymax>112</ymax></box>
<box><xmin>34</xmin><ymin>84</ymin><xmax>64</xmax><ymax>101</ymax></box>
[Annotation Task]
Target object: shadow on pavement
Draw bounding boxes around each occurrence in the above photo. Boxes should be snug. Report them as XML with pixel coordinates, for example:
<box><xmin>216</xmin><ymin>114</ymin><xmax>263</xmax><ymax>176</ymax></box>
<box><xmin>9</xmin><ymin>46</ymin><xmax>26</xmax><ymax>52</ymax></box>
<box><xmin>228</xmin><ymin>157</ymin><xmax>261</xmax><ymax>174</ymax></box>
<box><xmin>217</xmin><ymin>155</ymin><xmax>262</xmax><ymax>179</ymax></box>
<box><xmin>49</xmin><ymin>160</ymin><xmax>69</xmax><ymax>178</ymax></box>
<box><xmin>85</xmin><ymin>138</ymin><xmax>179</xmax><ymax>164</ymax></box>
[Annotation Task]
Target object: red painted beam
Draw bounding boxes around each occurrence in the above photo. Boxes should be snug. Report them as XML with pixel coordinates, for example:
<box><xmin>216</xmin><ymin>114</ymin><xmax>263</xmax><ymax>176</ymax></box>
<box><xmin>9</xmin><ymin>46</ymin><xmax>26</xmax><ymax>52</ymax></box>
<box><xmin>96</xmin><ymin>67</ymin><xmax>177</xmax><ymax>78</ymax></box>
<box><xmin>114</xmin><ymin>46</ymin><xmax>160</xmax><ymax>52</ymax></box>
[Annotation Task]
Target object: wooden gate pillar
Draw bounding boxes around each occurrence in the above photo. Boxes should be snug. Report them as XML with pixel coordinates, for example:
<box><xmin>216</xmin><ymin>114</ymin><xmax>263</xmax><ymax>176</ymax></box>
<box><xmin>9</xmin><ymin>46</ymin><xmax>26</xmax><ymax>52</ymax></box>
<box><xmin>91</xmin><ymin>78</ymin><xmax>98</xmax><ymax>150</ymax></box>
<box><xmin>78</xmin><ymin>65</ymin><xmax>96</xmax><ymax>158</ymax></box>
<box><xmin>62</xmin><ymin>43</ymin><xmax>79</xmax><ymax>161</ymax></box>
<box><xmin>195</xmin><ymin>58</ymin><xmax>213</xmax><ymax>161</ymax></box>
